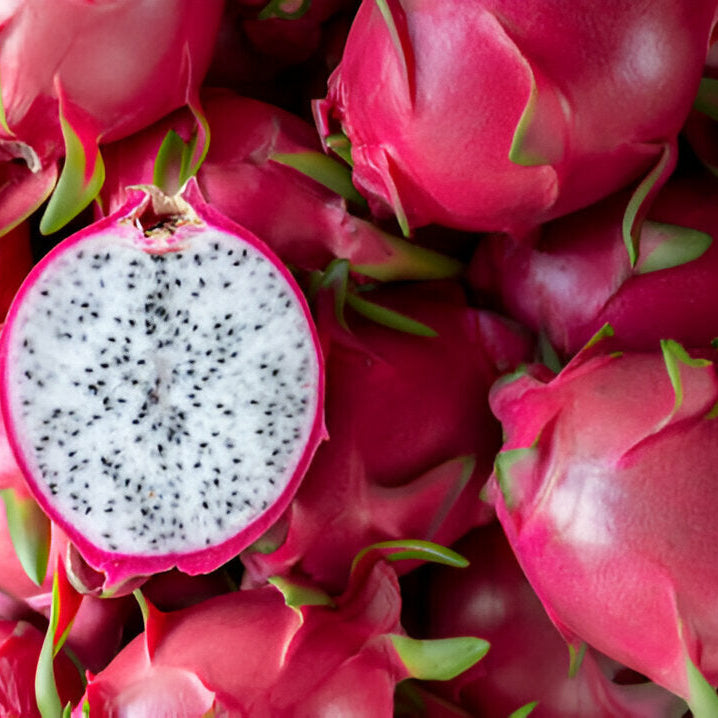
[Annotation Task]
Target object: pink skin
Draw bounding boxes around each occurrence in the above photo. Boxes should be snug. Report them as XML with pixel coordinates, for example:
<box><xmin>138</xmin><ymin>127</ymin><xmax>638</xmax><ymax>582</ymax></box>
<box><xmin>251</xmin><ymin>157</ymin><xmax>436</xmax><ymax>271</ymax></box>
<box><xmin>487</xmin><ymin>343</ymin><xmax>718</xmax><ymax>700</ymax></box>
<box><xmin>470</xmin><ymin>171</ymin><xmax>718</xmax><ymax>358</ymax></box>
<box><xmin>241</xmin><ymin>281</ymin><xmax>534</xmax><ymax>592</ymax></box>
<box><xmin>0</xmin><ymin>0</ymin><xmax>223</xmax><ymax>232</ymax></box>
<box><xmin>0</xmin><ymin>0</ymin><xmax>222</xmax><ymax>154</ymax></box>
<box><xmin>0</xmin><ymin>223</ymin><xmax>33</xmax><ymax>321</ymax></box>
<box><xmin>425</xmin><ymin>523</ymin><xmax>685</xmax><ymax>717</ymax></box>
<box><xmin>76</xmin><ymin>556</ymin><xmax>411</xmax><ymax>716</ymax></box>
<box><xmin>0</xmin><ymin>619</ymin><xmax>84</xmax><ymax>717</ymax></box>
<box><xmin>0</xmin><ymin>181</ymin><xmax>327</xmax><ymax>591</ymax></box>
<box><xmin>316</xmin><ymin>0</ymin><xmax>717</xmax><ymax>236</ymax></box>
<box><xmin>99</xmin><ymin>89</ymin><xmax>437</xmax><ymax>278</ymax></box>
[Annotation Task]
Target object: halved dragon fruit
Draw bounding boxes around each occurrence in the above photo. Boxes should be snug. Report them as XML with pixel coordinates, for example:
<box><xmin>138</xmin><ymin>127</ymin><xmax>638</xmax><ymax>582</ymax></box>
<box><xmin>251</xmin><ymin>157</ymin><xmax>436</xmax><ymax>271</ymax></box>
<box><xmin>0</xmin><ymin>180</ymin><xmax>326</xmax><ymax>591</ymax></box>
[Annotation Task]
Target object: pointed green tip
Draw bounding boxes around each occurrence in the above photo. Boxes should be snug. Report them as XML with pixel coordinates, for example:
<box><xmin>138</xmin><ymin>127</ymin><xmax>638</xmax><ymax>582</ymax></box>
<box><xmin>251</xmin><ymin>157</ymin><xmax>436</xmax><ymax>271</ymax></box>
<box><xmin>494</xmin><ymin>447</ymin><xmax>536</xmax><ymax>510</ymax></box>
<box><xmin>345</xmin><ymin>292</ymin><xmax>438</xmax><ymax>337</ymax></box>
<box><xmin>685</xmin><ymin>656</ymin><xmax>718</xmax><ymax>718</ymax></box>
<box><xmin>635</xmin><ymin>221</ymin><xmax>712</xmax><ymax>275</ymax></box>
<box><xmin>661</xmin><ymin>339</ymin><xmax>712</xmax><ymax>416</ymax></box>
<box><xmin>390</xmin><ymin>634</ymin><xmax>490</xmax><ymax>681</ymax></box>
<box><xmin>621</xmin><ymin>143</ymin><xmax>675</xmax><ymax>267</ymax></box>
<box><xmin>351</xmin><ymin>539</ymin><xmax>469</xmax><ymax>574</ymax></box>
<box><xmin>270</xmin><ymin>151</ymin><xmax>366</xmax><ymax>207</ymax></box>
<box><xmin>133</xmin><ymin>589</ymin><xmax>150</xmax><ymax>627</ymax></box>
<box><xmin>39</xmin><ymin>142</ymin><xmax>105</xmax><ymax>235</ymax></box>
<box><xmin>0</xmin><ymin>489</ymin><xmax>51</xmax><ymax>587</ymax></box>
<box><xmin>509</xmin><ymin>79</ymin><xmax>547</xmax><ymax>167</ymax></box>
<box><xmin>508</xmin><ymin>702</ymin><xmax>539</xmax><ymax>718</ymax></box>
<box><xmin>567</xmin><ymin>642</ymin><xmax>586</xmax><ymax>678</ymax></box>
<box><xmin>268</xmin><ymin>576</ymin><xmax>334</xmax><ymax>609</ymax></box>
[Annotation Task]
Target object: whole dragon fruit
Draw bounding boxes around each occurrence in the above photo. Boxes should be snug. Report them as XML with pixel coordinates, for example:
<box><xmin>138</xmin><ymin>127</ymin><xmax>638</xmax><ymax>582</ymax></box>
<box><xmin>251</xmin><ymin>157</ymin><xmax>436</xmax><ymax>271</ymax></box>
<box><xmin>470</xmin><ymin>171</ymin><xmax>718</xmax><ymax>358</ymax></box>
<box><xmin>316</xmin><ymin>0</ymin><xmax>718</xmax><ymax>237</ymax></box>
<box><xmin>0</xmin><ymin>180</ymin><xmax>326</xmax><ymax>593</ymax></box>
<box><xmin>424</xmin><ymin>523</ymin><xmax>686</xmax><ymax>717</ymax></box>
<box><xmin>75</xmin><ymin>545</ymin><xmax>488</xmax><ymax>716</ymax></box>
<box><xmin>241</xmin><ymin>280</ymin><xmax>533</xmax><ymax>591</ymax></box>
<box><xmin>0</xmin><ymin>0</ymin><xmax>223</xmax><ymax>235</ymax></box>
<box><xmin>487</xmin><ymin>337</ymin><xmax>718</xmax><ymax>714</ymax></box>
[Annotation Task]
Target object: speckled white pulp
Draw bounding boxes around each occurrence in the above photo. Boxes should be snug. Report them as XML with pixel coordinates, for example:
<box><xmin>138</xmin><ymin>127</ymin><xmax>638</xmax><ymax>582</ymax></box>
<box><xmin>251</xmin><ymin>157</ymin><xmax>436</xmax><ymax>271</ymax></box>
<box><xmin>4</xmin><ymin>226</ymin><xmax>320</xmax><ymax>555</ymax></box>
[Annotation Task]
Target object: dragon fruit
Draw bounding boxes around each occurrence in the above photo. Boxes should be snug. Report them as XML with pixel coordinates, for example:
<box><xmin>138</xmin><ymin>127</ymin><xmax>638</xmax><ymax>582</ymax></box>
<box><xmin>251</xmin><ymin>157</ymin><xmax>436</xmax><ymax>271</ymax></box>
<box><xmin>0</xmin><ymin>180</ymin><xmax>326</xmax><ymax>592</ymax></box>
<box><xmin>241</xmin><ymin>280</ymin><xmax>534</xmax><ymax>592</ymax></box>
<box><xmin>98</xmin><ymin>88</ymin><xmax>461</xmax><ymax>282</ymax></box>
<box><xmin>424</xmin><ymin>523</ymin><xmax>686</xmax><ymax>717</ymax></box>
<box><xmin>0</xmin><ymin>0</ymin><xmax>223</xmax><ymax>235</ymax></box>
<box><xmin>487</xmin><ymin>337</ymin><xmax>718</xmax><ymax>714</ymax></box>
<box><xmin>316</xmin><ymin>0</ymin><xmax>718</xmax><ymax>237</ymax></box>
<box><xmin>470</xmin><ymin>171</ymin><xmax>718</xmax><ymax>358</ymax></box>
<box><xmin>75</xmin><ymin>544</ymin><xmax>488</xmax><ymax>716</ymax></box>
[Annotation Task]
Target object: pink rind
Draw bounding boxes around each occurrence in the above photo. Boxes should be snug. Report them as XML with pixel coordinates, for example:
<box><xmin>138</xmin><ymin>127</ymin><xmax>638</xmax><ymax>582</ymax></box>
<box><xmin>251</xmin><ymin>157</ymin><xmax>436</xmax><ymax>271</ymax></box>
<box><xmin>0</xmin><ymin>180</ymin><xmax>327</xmax><ymax>591</ymax></box>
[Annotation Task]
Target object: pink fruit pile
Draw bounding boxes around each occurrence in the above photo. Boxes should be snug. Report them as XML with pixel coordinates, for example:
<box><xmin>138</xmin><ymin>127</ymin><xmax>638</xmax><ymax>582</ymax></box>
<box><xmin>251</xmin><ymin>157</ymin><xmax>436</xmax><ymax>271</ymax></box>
<box><xmin>1</xmin><ymin>1</ymin><xmax>718</xmax><ymax>716</ymax></box>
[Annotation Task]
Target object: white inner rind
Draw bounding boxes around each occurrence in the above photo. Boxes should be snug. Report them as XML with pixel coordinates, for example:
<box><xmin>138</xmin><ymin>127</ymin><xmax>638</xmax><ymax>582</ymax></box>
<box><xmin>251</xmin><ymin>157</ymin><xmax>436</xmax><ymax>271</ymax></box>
<box><xmin>5</xmin><ymin>227</ymin><xmax>320</xmax><ymax>555</ymax></box>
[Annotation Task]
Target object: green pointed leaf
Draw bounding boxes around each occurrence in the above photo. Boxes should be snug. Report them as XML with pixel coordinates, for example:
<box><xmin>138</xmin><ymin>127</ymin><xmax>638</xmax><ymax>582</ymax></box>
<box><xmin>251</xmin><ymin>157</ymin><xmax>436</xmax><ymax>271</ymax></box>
<box><xmin>568</xmin><ymin>642</ymin><xmax>586</xmax><ymax>678</ymax></box>
<box><xmin>153</xmin><ymin>130</ymin><xmax>190</xmax><ymax>196</ymax></box>
<box><xmin>635</xmin><ymin>221</ymin><xmax>712</xmax><ymax>275</ymax></box>
<box><xmin>36</xmin><ymin>567</ymin><xmax>81</xmax><ymax>718</ymax></box>
<box><xmin>622</xmin><ymin>143</ymin><xmax>675</xmax><ymax>266</ymax></box>
<box><xmin>374</xmin><ymin>0</ymin><xmax>414</xmax><ymax>101</ymax></box>
<box><xmin>660</xmin><ymin>339</ymin><xmax>711</xmax><ymax>416</ymax></box>
<box><xmin>685</xmin><ymin>656</ymin><xmax>718</xmax><ymax>718</ymax></box>
<box><xmin>258</xmin><ymin>0</ymin><xmax>311</xmax><ymax>20</ymax></box>
<box><xmin>40</xmin><ymin>104</ymin><xmax>105</xmax><ymax>235</ymax></box>
<box><xmin>0</xmin><ymin>489</ymin><xmax>51</xmax><ymax>586</ymax></box>
<box><xmin>494</xmin><ymin>448</ymin><xmax>537</xmax><ymax>510</ymax></box>
<box><xmin>351</xmin><ymin>231</ymin><xmax>464</xmax><ymax>282</ymax></box>
<box><xmin>345</xmin><ymin>292</ymin><xmax>438</xmax><ymax>336</ymax></box>
<box><xmin>184</xmin><ymin>89</ymin><xmax>211</xmax><ymax>182</ymax></box>
<box><xmin>0</xmin><ymin>70</ymin><xmax>11</xmax><ymax>135</ymax></box>
<box><xmin>693</xmin><ymin>77</ymin><xmax>718</xmax><ymax>121</ymax></box>
<box><xmin>705</xmin><ymin>400</ymin><xmax>718</xmax><ymax>420</ymax></box>
<box><xmin>509</xmin><ymin>72</ymin><xmax>561</xmax><ymax>167</ymax></box>
<box><xmin>269</xmin><ymin>576</ymin><xmax>334</xmax><ymax>608</ymax></box>
<box><xmin>583</xmin><ymin>323</ymin><xmax>615</xmax><ymax>350</ymax></box>
<box><xmin>509</xmin><ymin>702</ymin><xmax>539</xmax><ymax>718</ymax></box>
<box><xmin>271</xmin><ymin>151</ymin><xmax>367</xmax><ymax>207</ymax></box>
<box><xmin>309</xmin><ymin>258</ymin><xmax>350</xmax><ymax>330</ymax></box>
<box><xmin>538</xmin><ymin>331</ymin><xmax>562</xmax><ymax>373</ymax></box>
<box><xmin>390</xmin><ymin>635</ymin><xmax>490</xmax><ymax>681</ymax></box>
<box><xmin>325</xmin><ymin>132</ymin><xmax>353</xmax><ymax>166</ymax></box>
<box><xmin>62</xmin><ymin>703</ymin><xmax>73</xmax><ymax>718</ymax></box>
<box><xmin>351</xmin><ymin>539</ymin><xmax>469</xmax><ymax>573</ymax></box>
<box><xmin>133</xmin><ymin>588</ymin><xmax>150</xmax><ymax>627</ymax></box>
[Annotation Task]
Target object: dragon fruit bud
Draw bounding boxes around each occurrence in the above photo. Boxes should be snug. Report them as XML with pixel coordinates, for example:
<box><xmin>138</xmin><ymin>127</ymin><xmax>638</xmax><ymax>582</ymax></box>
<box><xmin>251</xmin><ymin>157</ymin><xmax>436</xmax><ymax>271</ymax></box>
<box><xmin>0</xmin><ymin>180</ymin><xmax>326</xmax><ymax>592</ymax></box>
<box><xmin>470</xmin><ymin>171</ymin><xmax>718</xmax><ymax>358</ymax></box>
<box><xmin>99</xmin><ymin>89</ymin><xmax>461</xmax><ymax>282</ymax></box>
<box><xmin>316</xmin><ymin>0</ymin><xmax>718</xmax><ymax>237</ymax></box>
<box><xmin>487</xmin><ymin>339</ymin><xmax>718</xmax><ymax>712</ymax></box>
<box><xmin>242</xmin><ymin>280</ymin><xmax>534</xmax><ymax>592</ymax></box>
<box><xmin>0</xmin><ymin>0</ymin><xmax>223</xmax><ymax>235</ymax></box>
<box><xmin>76</xmin><ymin>544</ymin><xmax>487</xmax><ymax>716</ymax></box>
<box><xmin>424</xmin><ymin>523</ymin><xmax>686</xmax><ymax>717</ymax></box>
